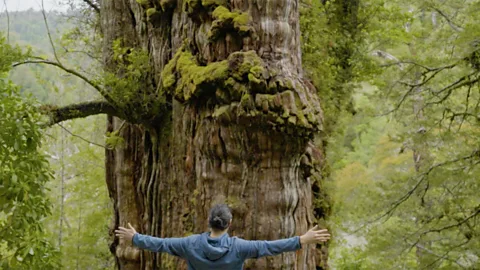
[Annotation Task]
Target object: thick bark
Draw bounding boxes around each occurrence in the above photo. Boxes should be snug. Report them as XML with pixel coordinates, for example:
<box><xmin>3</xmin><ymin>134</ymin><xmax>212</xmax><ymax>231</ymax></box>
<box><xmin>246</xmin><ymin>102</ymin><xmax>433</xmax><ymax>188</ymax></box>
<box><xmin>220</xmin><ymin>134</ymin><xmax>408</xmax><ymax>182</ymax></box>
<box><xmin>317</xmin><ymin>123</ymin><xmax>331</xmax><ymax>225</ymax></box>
<box><xmin>101</xmin><ymin>0</ymin><xmax>324</xmax><ymax>269</ymax></box>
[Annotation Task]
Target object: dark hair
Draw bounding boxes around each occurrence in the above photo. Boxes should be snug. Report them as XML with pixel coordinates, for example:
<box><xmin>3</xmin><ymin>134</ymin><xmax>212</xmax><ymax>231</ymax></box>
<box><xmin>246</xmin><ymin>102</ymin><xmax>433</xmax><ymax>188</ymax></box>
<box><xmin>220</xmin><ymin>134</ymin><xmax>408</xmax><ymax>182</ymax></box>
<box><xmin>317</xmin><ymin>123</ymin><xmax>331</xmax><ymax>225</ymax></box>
<box><xmin>208</xmin><ymin>204</ymin><xmax>232</xmax><ymax>231</ymax></box>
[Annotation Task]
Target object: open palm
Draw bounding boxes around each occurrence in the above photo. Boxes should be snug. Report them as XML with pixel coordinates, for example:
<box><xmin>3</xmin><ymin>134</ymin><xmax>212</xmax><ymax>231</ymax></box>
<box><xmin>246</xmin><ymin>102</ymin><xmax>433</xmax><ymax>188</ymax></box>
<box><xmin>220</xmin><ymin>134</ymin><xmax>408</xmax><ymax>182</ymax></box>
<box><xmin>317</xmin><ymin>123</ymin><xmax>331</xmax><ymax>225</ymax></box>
<box><xmin>115</xmin><ymin>223</ymin><xmax>137</xmax><ymax>243</ymax></box>
<box><xmin>300</xmin><ymin>225</ymin><xmax>330</xmax><ymax>245</ymax></box>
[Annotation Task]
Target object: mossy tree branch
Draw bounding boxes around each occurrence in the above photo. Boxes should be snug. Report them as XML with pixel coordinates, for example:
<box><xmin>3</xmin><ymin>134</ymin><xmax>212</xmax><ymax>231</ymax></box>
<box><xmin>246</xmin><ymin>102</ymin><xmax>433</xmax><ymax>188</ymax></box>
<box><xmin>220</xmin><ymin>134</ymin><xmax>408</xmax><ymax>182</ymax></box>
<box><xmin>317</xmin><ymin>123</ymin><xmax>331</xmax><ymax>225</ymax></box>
<box><xmin>42</xmin><ymin>101</ymin><xmax>120</xmax><ymax>126</ymax></box>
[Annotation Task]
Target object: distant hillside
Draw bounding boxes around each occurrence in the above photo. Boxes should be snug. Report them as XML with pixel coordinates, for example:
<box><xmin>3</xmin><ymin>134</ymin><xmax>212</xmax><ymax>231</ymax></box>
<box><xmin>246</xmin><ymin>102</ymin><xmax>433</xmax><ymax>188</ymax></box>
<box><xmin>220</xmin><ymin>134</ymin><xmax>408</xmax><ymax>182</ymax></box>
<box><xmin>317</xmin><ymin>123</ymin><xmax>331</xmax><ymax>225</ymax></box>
<box><xmin>0</xmin><ymin>10</ymin><xmax>65</xmax><ymax>54</ymax></box>
<box><xmin>0</xmin><ymin>10</ymin><xmax>100</xmax><ymax>104</ymax></box>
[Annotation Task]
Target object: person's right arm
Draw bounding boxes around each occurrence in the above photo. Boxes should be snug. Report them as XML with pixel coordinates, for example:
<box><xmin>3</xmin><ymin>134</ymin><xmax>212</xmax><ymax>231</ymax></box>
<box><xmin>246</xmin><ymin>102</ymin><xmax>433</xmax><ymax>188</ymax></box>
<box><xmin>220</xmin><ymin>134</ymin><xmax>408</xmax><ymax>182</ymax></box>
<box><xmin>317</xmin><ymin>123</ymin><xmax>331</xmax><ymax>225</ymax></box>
<box><xmin>132</xmin><ymin>233</ymin><xmax>190</xmax><ymax>257</ymax></box>
<box><xmin>235</xmin><ymin>225</ymin><xmax>330</xmax><ymax>259</ymax></box>
<box><xmin>115</xmin><ymin>223</ymin><xmax>190</xmax><ymax>258</ymax></box>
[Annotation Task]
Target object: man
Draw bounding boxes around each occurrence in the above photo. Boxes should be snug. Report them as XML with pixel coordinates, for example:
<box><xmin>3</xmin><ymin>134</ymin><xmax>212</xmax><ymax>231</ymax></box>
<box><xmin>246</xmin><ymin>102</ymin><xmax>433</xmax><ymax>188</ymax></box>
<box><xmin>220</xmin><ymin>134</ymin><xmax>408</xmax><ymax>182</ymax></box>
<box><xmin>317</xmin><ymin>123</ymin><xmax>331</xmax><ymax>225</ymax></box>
<box><xmin>115</xmin><ymin>204</ymin><xmax>330</xmax><ymax>269</ymax></box>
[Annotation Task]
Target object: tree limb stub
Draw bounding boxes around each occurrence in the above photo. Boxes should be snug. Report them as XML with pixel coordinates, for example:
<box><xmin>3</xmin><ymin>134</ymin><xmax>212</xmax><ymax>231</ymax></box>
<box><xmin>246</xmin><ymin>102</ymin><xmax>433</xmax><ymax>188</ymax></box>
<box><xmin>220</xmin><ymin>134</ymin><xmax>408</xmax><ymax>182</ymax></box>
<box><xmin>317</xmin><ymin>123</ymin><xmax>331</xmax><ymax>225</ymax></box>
<box><xmin>42</xmin><ymin>101</ymin><xmax>120</xmax><ymax>126</ymax></box>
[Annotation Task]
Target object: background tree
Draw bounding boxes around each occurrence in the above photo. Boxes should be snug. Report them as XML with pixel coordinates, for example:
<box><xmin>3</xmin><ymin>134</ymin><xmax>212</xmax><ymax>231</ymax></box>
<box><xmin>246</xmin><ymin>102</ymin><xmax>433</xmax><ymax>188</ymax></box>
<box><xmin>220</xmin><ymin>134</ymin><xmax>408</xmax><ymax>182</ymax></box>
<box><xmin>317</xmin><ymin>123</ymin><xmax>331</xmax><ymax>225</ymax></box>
<box><xmin>329</xmin><ymin>0</ymin><xmax>480</xmax><ymax>269</ymax></box>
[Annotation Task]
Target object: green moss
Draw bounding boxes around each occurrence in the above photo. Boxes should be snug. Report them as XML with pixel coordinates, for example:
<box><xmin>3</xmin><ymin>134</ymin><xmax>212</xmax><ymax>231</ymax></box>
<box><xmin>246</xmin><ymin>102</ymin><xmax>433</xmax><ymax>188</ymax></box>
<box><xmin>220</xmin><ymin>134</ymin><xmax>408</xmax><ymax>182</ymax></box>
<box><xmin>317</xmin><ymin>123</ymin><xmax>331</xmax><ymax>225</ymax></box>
<box><xmin>160</xmin><ymin>47</ymin><xmax>318</xmax><ymax>133</ymax></box>
<box><xmin>136</xmin><ymin>0</ymin><xmax>150</xmax><ymax>7</ymax></box>
<box><xmin>248</xmin><ymin>73</ymin><xmax>261</xmax><ymax>84</ymax></box>
<box><xmin>307</xmin><ymin>112</ymin><xmax>317</xmax><ymax>123</ymax></box>
<box><xmin>213</xmin><ymin>105</ymin><xmax>230</xmax><ymax>117</ymax></box>
<box><xmin>201</xmin><ymin>0</ymin><xmax>227</xmax><ymax>6</ymax></box>
<box><xmin>288</xmin><ymin>116</ymin><xmax>297</xmax><ymax>125</ymax></box>
<box><xmin>146</xmin><ymin>8</ymin><xmax>163</xmax><ymax>25</ymax></box>
<box><xmin>296</xmin><ymin>112</ymin><xmax>309</xmax><ymax>127</ymax></box>
<box><xmin>163</xmin><ymin>48</ymin><xmax>267</xmax><ymax>102</ymax></box>
<box><xmin>184</xmin><ymin>0</ymin><xmax>201</xmax><ymax>13</ymax></box>
<box><xmin>249</xmin><ymin>65</ymin><xmax>264</xmax><ymax>77</ymax></box>
<box><xmin>184</xmin><ymin>0</ymin><xmax>226</xmax><ymax>15</ymax></box>
<box><xmin>285</xmin><ymin>78</ymin><xmax>295</xmax><ymax>90</ymax></box>
<box><xmin>161</xmin><ymin>49</ymin><xmax>229</xmax><ymax>101</ymax></box>
<box><xmin>232</xmin><ymin>13</ymin><xmax>249</xmax><ymax>25</ymax></box>
<box><xmin>160</xmin><ymin>0</ymin><xmax>176</xmax><ymax>11</ymax></box>
<box><xmin>229</xmin><ymin>50</ymin><xmax>264</xmax><ymax>81</ymax></box>
<box><xmin>209</xmin><ymin>6</ymin><xmax>253</xmax><ymax>41</ymax></box>
<box><xmin>146</xmin><ymin>8</ymin><xmax>158</xmax><ymax>17</ymax></box>
<box><xmin>248</xmin><ymin>65</ymin><xmax>264</xmax><ymax>84</ymax></box>
<box><xmin>212</xmin><ymin>6</ymin><xmax>233</xmax><ymax>20</ymax></box>
<box><xmin>240</xmin><ymin>93</ymin><xmax>252</xmax><ymax>106</ymax></box>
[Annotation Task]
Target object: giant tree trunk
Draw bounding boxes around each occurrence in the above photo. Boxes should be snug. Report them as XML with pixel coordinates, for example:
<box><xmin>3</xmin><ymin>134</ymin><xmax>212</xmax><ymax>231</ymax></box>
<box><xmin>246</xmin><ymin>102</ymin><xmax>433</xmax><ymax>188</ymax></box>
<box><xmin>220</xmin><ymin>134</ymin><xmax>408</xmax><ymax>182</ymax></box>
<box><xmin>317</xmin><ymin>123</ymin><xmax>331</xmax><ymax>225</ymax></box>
<box><xmin>101</xmin><ymin>0</ymin><xmax>324</xmax><ymax>269</ymax></box>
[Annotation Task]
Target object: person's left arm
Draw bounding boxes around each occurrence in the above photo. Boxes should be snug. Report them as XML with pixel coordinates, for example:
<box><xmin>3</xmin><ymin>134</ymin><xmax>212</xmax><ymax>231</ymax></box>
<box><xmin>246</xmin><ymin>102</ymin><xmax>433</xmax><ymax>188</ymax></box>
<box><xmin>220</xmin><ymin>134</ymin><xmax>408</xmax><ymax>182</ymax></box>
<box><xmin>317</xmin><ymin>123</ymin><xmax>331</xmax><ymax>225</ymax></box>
<box><xmin>235</xmin><ymin>237</ymin><xmax>302</xmax><ymax>259</ymax></box>
<box><xmin>115</xmin><ymin>223</ymin><xmax>189</xmax><ymax>257</ymax></box>
<box><xmin>235</xmin><ymin>225</ymin><xmax>330</xmax><ymax>259</ymax></box>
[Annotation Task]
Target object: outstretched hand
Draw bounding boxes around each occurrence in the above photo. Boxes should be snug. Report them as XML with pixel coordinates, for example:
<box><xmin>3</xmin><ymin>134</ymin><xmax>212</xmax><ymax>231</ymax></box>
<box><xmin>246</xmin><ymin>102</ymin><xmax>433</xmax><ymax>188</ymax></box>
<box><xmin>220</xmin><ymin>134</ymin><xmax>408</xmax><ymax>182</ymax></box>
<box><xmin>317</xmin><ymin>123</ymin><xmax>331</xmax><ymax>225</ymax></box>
<box><xmin>300</xmin><ymin>225</ymin><xmax>330</xmax><ymax>245</ymax></box>
<box><xmin>115</xmin><ymin>223</ymin><xmax>137</xmax><ymax>243</ymax></box>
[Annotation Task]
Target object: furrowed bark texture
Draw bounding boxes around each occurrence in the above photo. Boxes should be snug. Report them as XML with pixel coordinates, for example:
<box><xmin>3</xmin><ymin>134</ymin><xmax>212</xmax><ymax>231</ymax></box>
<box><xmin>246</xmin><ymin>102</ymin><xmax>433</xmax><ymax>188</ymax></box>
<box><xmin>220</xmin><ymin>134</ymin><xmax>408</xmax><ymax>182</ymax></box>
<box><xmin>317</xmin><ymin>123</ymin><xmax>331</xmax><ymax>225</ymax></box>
<box><xmin>101</xmin><ymin>0</ymin><xmax>324</xmax><ymax>269</ymax></box>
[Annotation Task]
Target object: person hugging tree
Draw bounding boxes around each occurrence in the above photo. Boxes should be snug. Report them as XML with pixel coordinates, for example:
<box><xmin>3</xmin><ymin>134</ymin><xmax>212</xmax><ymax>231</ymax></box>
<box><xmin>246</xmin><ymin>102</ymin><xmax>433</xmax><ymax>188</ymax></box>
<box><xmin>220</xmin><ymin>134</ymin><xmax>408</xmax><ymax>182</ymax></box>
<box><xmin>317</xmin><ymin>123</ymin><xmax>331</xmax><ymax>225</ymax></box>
<box><xmin>115</xmin><ymin>204</ymin><xmax>330</xmax><ymax>270</ymax></box>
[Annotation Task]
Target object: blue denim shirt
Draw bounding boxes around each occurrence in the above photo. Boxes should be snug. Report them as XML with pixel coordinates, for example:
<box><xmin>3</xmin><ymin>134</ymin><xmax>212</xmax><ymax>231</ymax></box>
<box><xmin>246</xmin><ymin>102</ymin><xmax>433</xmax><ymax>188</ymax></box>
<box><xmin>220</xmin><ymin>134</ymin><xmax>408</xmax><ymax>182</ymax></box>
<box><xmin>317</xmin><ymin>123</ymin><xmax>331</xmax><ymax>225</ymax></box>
<box><xmin>133</xmin><ymin>232</ymin><xmax>302</xmax><ymax>270</ymax></box>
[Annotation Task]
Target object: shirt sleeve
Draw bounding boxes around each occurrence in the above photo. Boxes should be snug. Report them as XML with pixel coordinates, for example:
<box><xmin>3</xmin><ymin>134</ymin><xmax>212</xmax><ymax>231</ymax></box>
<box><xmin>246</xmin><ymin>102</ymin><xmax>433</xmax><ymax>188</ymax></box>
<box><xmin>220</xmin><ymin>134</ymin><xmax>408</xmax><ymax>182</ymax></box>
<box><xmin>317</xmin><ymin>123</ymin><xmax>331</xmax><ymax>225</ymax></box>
<box><xmin>132</xmin><ymin>233</ymin><xmax>190</xmax><ymax>258</ymax></box>
<box><xmin>235</xmin><ymin>236</ymin><xmax>302</xmax><ymax>259</ymax></box>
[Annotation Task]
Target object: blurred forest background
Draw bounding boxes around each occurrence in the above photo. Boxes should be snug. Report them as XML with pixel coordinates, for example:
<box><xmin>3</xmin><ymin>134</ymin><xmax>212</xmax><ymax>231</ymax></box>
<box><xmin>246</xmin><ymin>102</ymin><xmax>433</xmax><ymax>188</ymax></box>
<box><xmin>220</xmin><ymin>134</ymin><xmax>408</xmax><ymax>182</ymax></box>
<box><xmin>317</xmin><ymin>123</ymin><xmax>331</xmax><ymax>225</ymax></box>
<box><xmin>0</xmin><ymin>8</ymin><xmax>113</xmax><ymax>269</ymax></box>
<box><xmin>1</xmin><ymin>0</ymin><xmax>479</xmax><ymax>269</ymax></box>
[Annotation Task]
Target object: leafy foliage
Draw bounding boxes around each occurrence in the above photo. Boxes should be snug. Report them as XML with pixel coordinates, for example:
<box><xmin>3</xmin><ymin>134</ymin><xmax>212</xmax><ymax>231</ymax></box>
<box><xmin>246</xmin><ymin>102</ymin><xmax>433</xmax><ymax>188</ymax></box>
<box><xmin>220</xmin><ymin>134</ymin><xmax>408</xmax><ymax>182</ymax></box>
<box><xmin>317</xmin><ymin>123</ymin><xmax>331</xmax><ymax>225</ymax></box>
<box><xmin>2</xmin><ymin>9</ymin><xmax>114</xmax><ymax>269</ymax></box>
<box><xmin>325</xmin><ymin>0</ymin><xmax>480</xmax><ymax>268</ymax></box>
<box><xmin>0</xmin><ymin>36</ymin><xmax>60</xmax><ymax>269</ymax></box>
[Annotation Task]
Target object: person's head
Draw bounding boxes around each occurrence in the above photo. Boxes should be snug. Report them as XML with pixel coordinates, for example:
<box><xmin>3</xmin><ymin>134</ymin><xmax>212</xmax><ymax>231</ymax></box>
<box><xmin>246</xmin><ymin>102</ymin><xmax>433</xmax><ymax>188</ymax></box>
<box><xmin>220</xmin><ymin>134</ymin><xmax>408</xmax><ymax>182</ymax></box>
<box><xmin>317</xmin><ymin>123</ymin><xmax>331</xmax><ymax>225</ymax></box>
<box><xmin>208</xmin><ymin>204</ymin><xmax>232</xmax><ymax>232</ymax></box>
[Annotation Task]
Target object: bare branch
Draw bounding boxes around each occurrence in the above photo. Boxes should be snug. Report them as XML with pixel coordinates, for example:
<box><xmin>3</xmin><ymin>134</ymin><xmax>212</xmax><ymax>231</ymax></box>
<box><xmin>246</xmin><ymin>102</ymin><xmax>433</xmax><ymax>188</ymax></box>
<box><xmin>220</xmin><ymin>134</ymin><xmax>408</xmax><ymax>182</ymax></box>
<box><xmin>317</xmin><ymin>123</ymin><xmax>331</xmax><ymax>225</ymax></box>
<box><xmin>427</xmin><ymin>73</ymin><xmax>480</xmax><ymax>105</ymax></box>
<box><xmin>41</xmin><ymin>101</ymin><xmax>120</xmax><ymax>126</ymax></box>
<box><xmin>83</xmin><ymin>0</ymin><xmax>100</xmax><ymax>14</ymax></box>
<box><xmin>382</xmin><ymin>61</ymin><xmax>463</xmax><ymax>115</ymax></box>
<box><xmin>413</xmin><ymin>240</ymin><xmax>470</xmax><ymax>269</ymax></box>
<box><xmin>419</xmin><ymin>207</ymin><xmax>480</xmax><ymax>237</ymax></box>
<box><xmin>432</xmin><ymin>8</ymin><xmax>463</xmax><ymax>32</ymax></box>
<box><xmin>372</xmin><ymin>50</ymin><xmax>403</xmax><ymax>69</ymax></box>
<box><xmin>13</xmin><ymin>59</ymin><xmax>116</xmax><ymax>105</ymax></box>
<box><xmin>381</xmin><ymin>60</ymin><xmax>457</xmax><ymax>72</ymax></box>
<box><xmin>41</xmin><ymin>0</ymin><xmax>62</xmax><ymax>64</ymax></box>
<box><xmin>57</xmin><ymin>123</ymin><xmax>107</xmax><ymax>149</ymax></box>
<box><xmin>354</xmin><ymin>150</ymin><xmax>480</xmax><ymax>233</ymax></box>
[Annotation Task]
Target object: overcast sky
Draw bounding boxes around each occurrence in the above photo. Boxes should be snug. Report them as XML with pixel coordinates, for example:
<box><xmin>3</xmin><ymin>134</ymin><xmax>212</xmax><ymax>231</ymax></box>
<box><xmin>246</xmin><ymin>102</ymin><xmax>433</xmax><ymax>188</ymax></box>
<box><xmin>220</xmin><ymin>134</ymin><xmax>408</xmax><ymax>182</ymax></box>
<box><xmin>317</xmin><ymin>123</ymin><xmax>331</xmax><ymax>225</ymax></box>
<box><xmin>3</xmin><ymin>0</ymin><xmax>67</xmax><ymax>11</ymax></box>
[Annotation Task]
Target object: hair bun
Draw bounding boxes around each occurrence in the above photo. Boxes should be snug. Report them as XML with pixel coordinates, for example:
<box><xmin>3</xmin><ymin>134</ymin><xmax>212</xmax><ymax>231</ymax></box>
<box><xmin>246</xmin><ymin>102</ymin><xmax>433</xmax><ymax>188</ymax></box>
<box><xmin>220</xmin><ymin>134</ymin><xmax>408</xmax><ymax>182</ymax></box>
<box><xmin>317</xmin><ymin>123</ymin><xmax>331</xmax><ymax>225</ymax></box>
<box><xmin>208</xmin><ymin>204</ymin><xmax>232</xmax><ymax>230</ymax></box>
<box><xmin>213</xmin><ymin>216</ymin><xmax>223</xmax><ymax>225</ymax></box>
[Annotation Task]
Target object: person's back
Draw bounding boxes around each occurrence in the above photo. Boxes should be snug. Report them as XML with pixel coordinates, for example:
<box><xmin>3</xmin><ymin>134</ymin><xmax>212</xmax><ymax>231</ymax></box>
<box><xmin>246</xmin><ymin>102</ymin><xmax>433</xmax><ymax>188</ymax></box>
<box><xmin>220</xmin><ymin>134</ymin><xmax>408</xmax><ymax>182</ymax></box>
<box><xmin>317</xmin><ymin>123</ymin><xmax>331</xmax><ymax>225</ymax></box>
<box><xmin>116</xmin><ymin>204</ymin><xmax>330</xmax><ymax>270</ymax></box>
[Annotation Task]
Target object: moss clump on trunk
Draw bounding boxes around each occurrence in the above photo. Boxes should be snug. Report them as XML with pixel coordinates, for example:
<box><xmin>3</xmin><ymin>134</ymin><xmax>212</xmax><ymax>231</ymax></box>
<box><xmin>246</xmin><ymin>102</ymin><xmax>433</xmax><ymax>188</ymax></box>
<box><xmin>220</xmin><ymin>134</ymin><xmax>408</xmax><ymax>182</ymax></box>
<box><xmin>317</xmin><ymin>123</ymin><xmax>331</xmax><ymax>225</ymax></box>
<box><xmin>208</xmin><ymin>6</ymin><xmax>254</xmax><ymax>41</ymax></box>
<box><xmin>184</xmin><ymin>0</ymin><xmax>227</xmax><ymax>14</ymax></box>
<box><xmin>146</xmin><ymin>8</ymin><xmax>162</xmax><ymax>26</ymax></box>
<box><xmin>202</xmin><ymin>0</ymin><xmax>227</xmax><ymax>7</ymax></box>
<box><xmin>161</xmin><ymin>48</ymin><xmax>264</xmax><ymax>102</ymax></box>
<box><xmin>161</xmin><ymin>49</ymin><xmax>229</xmax><ymax>101</ymax></box>
<box><xmin>161</xmin><ymin>47</ymin><xmax>321</xmax><ymax>134</ymax></box>
<box><xmin>136</xmin><ymin>0</ymin><xmax>150</xmax><ymax>8</ymax></box>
